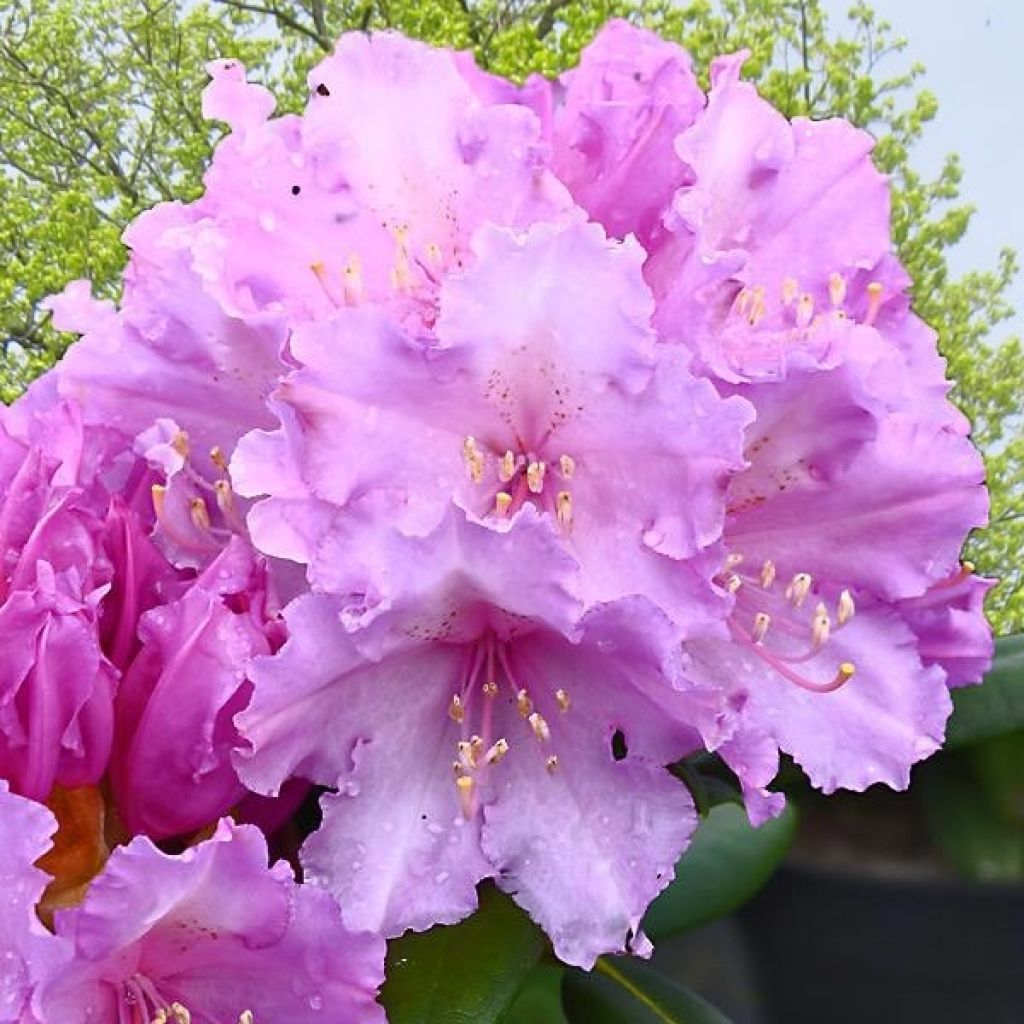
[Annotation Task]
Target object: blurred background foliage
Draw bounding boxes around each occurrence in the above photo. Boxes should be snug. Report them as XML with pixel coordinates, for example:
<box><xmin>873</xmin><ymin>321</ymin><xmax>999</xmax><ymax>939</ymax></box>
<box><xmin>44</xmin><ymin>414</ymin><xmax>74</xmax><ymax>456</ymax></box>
<box><xmin>1</xmin><ymin>0</ymin><xmax>1019</xmax><ymax>628</ymax></box>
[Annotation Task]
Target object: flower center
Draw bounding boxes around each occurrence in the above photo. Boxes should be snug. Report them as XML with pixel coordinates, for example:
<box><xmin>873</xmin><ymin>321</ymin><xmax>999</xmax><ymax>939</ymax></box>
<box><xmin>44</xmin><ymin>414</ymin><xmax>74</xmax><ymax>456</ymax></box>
<box><xmin>118</xmin><ymin>976</ymin><xmax>255</xmax><ymax>1024</ymax></box>
<box><xmin>718</xmin><ymin>553</ymin><xmax>857</xmax><ymax>694</ymax></box>
<box><xmin>445</xmin><ymin>634</ymin><xmax>571</xmax><ymax>818</ymax></box>
<box><xmin>462</xmin><ymin>435</ymin><xmax>577</xmax><ymax>529</ymax></box>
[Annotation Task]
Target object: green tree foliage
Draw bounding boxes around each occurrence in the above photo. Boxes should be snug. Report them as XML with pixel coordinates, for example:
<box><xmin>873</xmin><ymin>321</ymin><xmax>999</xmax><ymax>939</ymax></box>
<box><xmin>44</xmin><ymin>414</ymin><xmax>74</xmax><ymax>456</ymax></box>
<box><xmin>1</xmin><ymin>0</ymin><xmax>1019</xmax><ymax>628</ymax></box>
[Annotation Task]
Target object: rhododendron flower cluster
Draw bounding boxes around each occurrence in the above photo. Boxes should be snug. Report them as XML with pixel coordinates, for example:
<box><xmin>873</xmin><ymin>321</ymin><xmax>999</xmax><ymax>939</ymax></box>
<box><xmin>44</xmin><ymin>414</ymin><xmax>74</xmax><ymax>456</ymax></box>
<box><xmin>0</xmin><ymin>18</ymin><xmax>991</xmax><ymax>1016</ymax></box>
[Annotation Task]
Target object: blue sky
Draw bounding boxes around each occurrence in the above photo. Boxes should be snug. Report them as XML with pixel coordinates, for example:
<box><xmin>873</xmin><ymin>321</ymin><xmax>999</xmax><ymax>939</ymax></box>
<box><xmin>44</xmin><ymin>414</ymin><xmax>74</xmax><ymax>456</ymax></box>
<box><xmin>823</xmin><ymin>0</ymin><xmax>1023</xmax><ymax>339</ymax></box>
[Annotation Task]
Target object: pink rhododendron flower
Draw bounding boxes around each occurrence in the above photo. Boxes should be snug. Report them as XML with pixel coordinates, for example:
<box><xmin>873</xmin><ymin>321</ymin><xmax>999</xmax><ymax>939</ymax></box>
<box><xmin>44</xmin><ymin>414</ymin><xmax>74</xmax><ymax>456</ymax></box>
<box><xmin>110</xmin><ymin>538</ymin><xmax>281</xmax><ymax>839</ymax></box>
<box><xmin>237</xmin><ymin>508</ymin><xmax>709</xmax><ymax>968</ymax></box>
<box><xmin>0</xmin><ymin>784</ymin><xmax>384</xmax><ymax>1023</ymax></box>
<box><xmin>6</xmin><ymin>17</ymin><xmax>990</xmax><ymax>977</ymax></box>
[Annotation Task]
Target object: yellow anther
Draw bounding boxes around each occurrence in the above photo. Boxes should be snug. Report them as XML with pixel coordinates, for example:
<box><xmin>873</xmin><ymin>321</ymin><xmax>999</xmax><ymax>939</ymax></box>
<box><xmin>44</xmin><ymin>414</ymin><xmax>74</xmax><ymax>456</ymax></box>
<box><xmin>517</xmin><ymin>689</ymin><xmax>533</xmax><ymax>718</ymax></box>
<box><xmin>448</xmin><ymin>694</ymin><xmax>465</xmax><ymax>723</ymax></box>
<box><xmin>735</xmin><ymin>287</ymin><xmax>753</xmax><ymax>319</ymax></box>
<box><xmin>171</xmin><ymin>1005</ymin><xmax>192</xmax><ymax>1024</ymax></box>
<box><xmin>865</xmin><ymin>281</ymin><xmax>883</xmax><ymax>325</ymax></box>
<box><xmin>343</xmin><ymin>254</ymin><xmax>364</xmax><ymax>305</ymax></box>
<box><xmin>171</xmin><ymin>430</ymin><xmax>190</xmax><ymax>459</ymax></box>
<box><xmin>725</xmin><ymin>573</ymin><xmax>743</xmax><ymax>594</ymax></box>
<box><xmin>151</xmin><ymin>483</ymin><xmax>167</xmax><ymax>517</ymax></box>
<box><xmin>811</xmin><ymin>603</ymin><xmax>831</xmax><ymax>648</ymax></box>
<box><xmin>837</xmin><ymin>589</ymin><xmax>855</xmax><ymax>626</ymax></box>
<box><xmin>555</xmin><ymin>689</ymin><xmax>571</xmax><ymax>713</ymax></box>
<box><xmin>499</xmin><ymin>450</ymin><xmax>516</xmax><ymax>483</ymax></box>
<box><xmin>391</xmin><ymin>259</ymin><xmax>413</xmax><ymax>293</ymax></box>
<box><xmin>462</xmin><ymin>436</ymin><xmax>485</xmax><ymax>484</ymax></box>
<box><xmin>494</xmin><ymin>491</ymin><xmax>513</xmax><ymax>517</ymax></box>
<box><xmin>485</xmin><ymin>738</ymin><xmax>509</xmax><ymax>765</ymax></box>
<box><xmin>559</xmin><ymin>454</ymin><xmax>576</xmax><ymax>479</ymax></box>
<box><xmin>482</xmin><ymin>680</ymin><xmax>499</xmax><ymax>698</ymax></box>
<box><xmin>781</xmin><ymin>277</ymin><xmax>798</xmax><ymax>305</ymax></box>
<box><xmin>526</xmin><ymin>460</ymin><xmax>546</xmax><ymax>494</ymax></box>
<box><xmin>457</xmin><ymin>739</ymin><xmax>478</xmax><ymax>770</ymax></box>
<box><xmin>785</xmin><ymin>572</ymin><xmax>812</xmax><ymax>608</ymax></box>
<box><xmin>796</xmin><ymin>292</ymin><xmax>815</xmax><ymax>329</ymax></box>
<box><xmin>556</xmin><ymin>490</ymin><xmax>573</xmax><ymax>530</ymax></box>
<box><xmin>214</xmin><ymin>479</ymin><xmax>235</xmax><ymax>513</ymax></box>
<box><xmin>752</xmin><ymin>612</ymin><xmax>771</xmax><ymax>644</ymax></box>
<box><xmin>210</xmin><ymin>446</ymin><xmax>228</xmax><ymax>472</ymax></box>
<box><xmin>760</xmin><ymin>560</ymin><xmax>777</xmax><ymax>588</ymax></box>
<box><xmin>828</xmin><ymin>272</ymin><xmax>847</xmax><ymax>307</ymax></box>
<box><xmin>189</xmin><ymin>497</ymin><xmax>211</xmax><ymax>531</ymax></box>
<box><xmin>962</xmin><ymin>560</ymin><xmax>976</xmax><ymax>575</ymax></box>
<box><xmin>239</xmin><ymin>1013</ymin><xmax>254</xmax><ymax>1024</ymax></box>
<box><xmin>528</xmin><ymin>712</ymin><xmax>551</xmax><ymax>743</ymax></box>
<box><xmin>545</xmin><ymin>755</ymin><xmax>559</xmax><ymax>774</ymax></box>
<box><xmin>455</xmin><ymin>775</ymin><xmax>475</xmax><ymax>818</ymax></box>
<box><xmin>837</xmin><ymin>661</ymin><xmax>856</xmax><ymax>684</ymax></box>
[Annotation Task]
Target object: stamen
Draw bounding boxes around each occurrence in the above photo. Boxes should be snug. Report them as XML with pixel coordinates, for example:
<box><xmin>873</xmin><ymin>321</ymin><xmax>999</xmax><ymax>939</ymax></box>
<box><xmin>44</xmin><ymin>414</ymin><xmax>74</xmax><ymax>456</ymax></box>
<box><xmin>189</xmin><ymin>497</ymin><xmax>211</xmax><ymax>531</ymax></box>
<box><xmin>725</xmin><ymin>552</ymin><xmax>744</xmax><ymax>569</ymax></box>
<box><xmin>760</xmin><ymin>559</ymin><xmax>777</xmax><ymax>588</ymax></box>
<box><xmin>462</xmin><ymin>437</ymin><xmax>485</xmax><ymax>484</ymax></box>
<box><xmin>455</xmin><ymin>775</ymin><xmax>475</xmax><ymax>818</ymax></box>
<box><xmin>559</xmin><ymin>454</ymin><xmax>576</xmax><ymax>479</ymax></box>
<box><xmin>517</xmin><ymin>689</ymin><xmax>533</xmax><ymax>718</ymax></box>
<box><xmin>171</xmin><ymin>1005</ymin><xmax>192</xmax><ymax>1024</ymax></box>
<box><xmin>214</xmin><ymin>479</ymin><xmax>234</xmax><ymax>512</ymax></box>
<box><xmin>734</xmin><ymin>287</ymin><xmax>753</xmax><ymax>319</ymax></box>
<box><xmin>494</xmin><ymin>491</ymin><xmax>513</xmax><ymax>516</ymax></box>
<box><xmin>210</xmin><ymin>446</ymin><xmax>228</xmax><ymax>472</ymax></box>
<box><xmin>470</xmin><ymin>735</ymin><xmax>484</xmax><ymax>760</ymax></box>
<box><xmin>482</xmin><ymin>680</ymin><xmax>498</xmax><ymax>698</ymax></box>
<box><xmin>390</xmin><ymin>226</ymin><xmax>413</xmax><ymax>293</ymax></box>
<box><xmin>828</xmin><ymin>272</ymin><xmax>846</xmax><ymax>307</ymax></box>
<box><xmin>545</xmin><ymin>755</ymin><xmax>559</xmax><ymax>774</ymax></box>
<box><xmin>781</xmin><ymin>277</ymin><xmax>798</xmax><ymax>305</ymax></box>
<box><xmin>526</xmin><ymin>460</ymin><xmax>546</xmax><ymax>494</ymax></box>
<box><xmin>457</xmin><ymin>740</ymin><xmax>478</xmax><ymax>770</ymax></box>
<box><xmin>343</xmin><ymin>254</ymin><xmax>364</xmax><ymax>305</ymax></box>
<box><xmin>837</xmin><ymin>589</ymin><xmax>855</xmax><ymax>626</ymax></box>
<box><xmin>725</xmin><ymin>573</ymin><xmax>743</xmax><ymax>594</ymax></box>
<box><xmin>785</xmin><ymin>572</ymin><xmax>812</xmax><ymax>607</ymax></box>
<box><xmin>556</xmin><ymin>491</ymin><xmax>573</xmax><ymax>530</ymax></box>
<box><xmin>499</xmin><ymin>450</ymin><xmax>516</xmax><ymax>483</ymax></box>
<box><xmin>811</xmin><ymin>603</ymin><xmax>831</xmax><ymax>648</ymax></box>
<box><xmin>864</xmin><ymin>281</ymin><xmax>883</xmax><ymax>324</ymax></box>
<box><xmin>752</xmin><ymin>612</ymin><xmax>771</xmax><ymax>644</ymax></box>
<box><xmin>171</xmin><ymin>430</ymin><xmax>190</xmax><ymax>459</ymax></box>
<box><xmin>448</xmin><ymin>694</ymin><xmax>465</xmax><ymax>723</ymax></box>
<box><xmin>485</xmin><ymin>738</ymin><xmax>509</xmax><ymax>765</ymax></box>
<box><xmin>151</xmin><ymin>483</ymin><xmax>167</xmax><ymax>518</ymax></box>
<box><xmin>555</xmin><ymin>689</ymin><xmax>571</xmax><ymax>713</ymax></box>
<box><xmin>796</xmin><ymin>293</ymin><xmax>814</xmax><ymax>328</ymax></box>
<box><xmin>528</xmin><ymin>712</ymin><xmax>551</xmax><ymax>742</ymax></box>
<box><xmin>239</xmin><ymin>1014</ymin><xmax>254</xmax><ymax>1024</ymax></box>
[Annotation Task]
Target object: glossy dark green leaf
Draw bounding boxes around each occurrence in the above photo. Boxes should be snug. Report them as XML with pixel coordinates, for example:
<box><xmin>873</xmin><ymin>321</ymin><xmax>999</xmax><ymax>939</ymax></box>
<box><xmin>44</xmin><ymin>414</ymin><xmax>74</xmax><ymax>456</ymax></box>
<box><xmin>562</xmin><ymin>956</ymin><xmax>734</xmax><ymax>1024</ymax></box>
<box><xmin>642</xmin><ymin>801</ymin><xmax>797</xmax><ymax>940</ymax></box>
<box><xmin>946</xmin><ymin>633</ymin><xmax>1024</xmax><ymax>747</ymax></box>
<box><xmin>381</xmin><ymin>885</ymin><xmax>546</xmax><ymax>1024</ymax></box>
<box><xmin>499</xmin><ymin>963</ymin><xmax>569</xmax><ymax>1024</ymax></box>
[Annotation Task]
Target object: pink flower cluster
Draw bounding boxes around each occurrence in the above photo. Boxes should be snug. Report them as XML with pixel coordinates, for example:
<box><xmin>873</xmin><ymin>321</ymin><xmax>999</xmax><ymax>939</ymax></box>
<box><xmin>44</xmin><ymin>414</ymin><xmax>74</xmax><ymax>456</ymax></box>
<box><xmin>0</xmin><ymin>21</ymin><xmax>991</xmax><ymax>1019</ymax></box>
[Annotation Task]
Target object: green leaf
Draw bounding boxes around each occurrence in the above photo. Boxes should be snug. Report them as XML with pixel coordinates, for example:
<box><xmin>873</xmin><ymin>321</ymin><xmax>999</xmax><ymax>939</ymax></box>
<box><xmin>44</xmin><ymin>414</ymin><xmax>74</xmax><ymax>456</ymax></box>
<box><xmin>500</xmin><ymin>963</ymin><xmax>569</xmax><ymax>1024</ymax></box>
<box><xmin>380</xmin><ymin>885</ymin><xmax>546</xmax><ymax>1024</ymax></box>
<box><xmin>946</xmin><ymin>634</ymin><xmax>1024</xmax><ymax>747</ymax></box>
<box><xmin>919</xmin><ymin>757</ymin><xmax>1024</xmax><ymax>881</ymax></box>
<box><xmin>562</xmin><ymin>956</ymin><xmax>734</xmax><ymax>1024</ymax></box>
<box><xmin>642</xmin><ymin>801</ymin><xmax>797</xmax><ymax>940</ymax></box>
